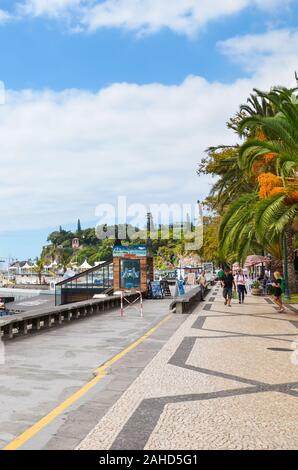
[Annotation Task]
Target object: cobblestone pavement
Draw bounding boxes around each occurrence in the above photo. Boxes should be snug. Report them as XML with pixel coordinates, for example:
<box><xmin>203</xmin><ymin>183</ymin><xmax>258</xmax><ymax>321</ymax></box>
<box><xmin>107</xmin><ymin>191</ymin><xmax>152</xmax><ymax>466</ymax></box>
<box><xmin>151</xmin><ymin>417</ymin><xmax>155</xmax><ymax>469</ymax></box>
<box><xmin>78</xmin><ymin>286</ymin><xmax>298</xmax><ymax>450</ymax></box>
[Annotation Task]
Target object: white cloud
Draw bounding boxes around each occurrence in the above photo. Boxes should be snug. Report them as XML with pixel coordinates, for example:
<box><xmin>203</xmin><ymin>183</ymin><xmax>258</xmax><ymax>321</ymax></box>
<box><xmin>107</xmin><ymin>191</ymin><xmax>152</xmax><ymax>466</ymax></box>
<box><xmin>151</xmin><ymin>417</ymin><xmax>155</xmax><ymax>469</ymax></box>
<box><xmin>17</xmin><ymin>0</ymin><xmax>291</xmax><ymax>35</ymax></box>
<box><xmin>218</xmin><ymin>29</ymin><xmax>298</xmax><ymax>65</ymax></box>
<box><xmin>19</xmin><ymin>0</ymin><xmax>83</xmax><ymax>18</ymax></box>
<box><xmin>0</xmin><ymin>78</ymin><xmax>230</xmax><ymax>231</ymax></box>
<box><xmin>0</xmin><ymin>9</ymin><xmax>11</xmax><ymax>23</ymax></box>
<box><xmin>0</xmin><ymin>27</ymin><xmax>297</xmax><ymax>232</ymax></box>
<box><xmin>218</xmin><ymin>28</ymin><xmax>298</xmax><ymax>84</ymax></box>
<box><xmin>0</xmin><ymin>81</ymin><xmax>4</xmax><ymax>105</ymax></box>
<box><xmin>83</xmin><ymin>0</ymin><xmax>290</xmax><ymax>35</ymax></box>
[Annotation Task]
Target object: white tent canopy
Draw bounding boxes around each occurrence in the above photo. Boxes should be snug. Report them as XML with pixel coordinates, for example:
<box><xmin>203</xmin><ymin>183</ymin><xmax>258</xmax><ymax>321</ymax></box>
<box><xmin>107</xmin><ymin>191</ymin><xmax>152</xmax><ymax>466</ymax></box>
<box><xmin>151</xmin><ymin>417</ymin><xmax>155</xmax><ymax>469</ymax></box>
<box><xmin>22</xmin><ymin>262</ymin><xmax>32</xmax><ymax>270</ymax></box>
<box><xmin>79</xmin><ymin>259</ymin><xmax>92</xmax><ymax>270</ymax></box>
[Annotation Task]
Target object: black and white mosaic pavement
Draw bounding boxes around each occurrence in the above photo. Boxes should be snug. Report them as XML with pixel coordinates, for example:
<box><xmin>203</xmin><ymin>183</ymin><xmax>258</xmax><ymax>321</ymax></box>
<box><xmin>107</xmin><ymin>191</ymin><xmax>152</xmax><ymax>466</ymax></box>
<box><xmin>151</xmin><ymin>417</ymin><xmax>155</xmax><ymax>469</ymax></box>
<box><xmin>79</xmin><ymin>287</ymin><xmax>298</xmax><ymax>450</ymax></box>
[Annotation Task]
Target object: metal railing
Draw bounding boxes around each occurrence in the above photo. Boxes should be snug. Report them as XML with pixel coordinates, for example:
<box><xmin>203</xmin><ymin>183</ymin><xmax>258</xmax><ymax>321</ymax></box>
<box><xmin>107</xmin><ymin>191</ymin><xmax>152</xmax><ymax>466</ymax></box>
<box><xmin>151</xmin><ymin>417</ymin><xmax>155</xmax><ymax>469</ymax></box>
<box><xmin>55</xmin><ymin>258</ymin><xmax>114</xmax><ymax>305</ymax></box>
<box><xmin>0</xmin><ymin>291</ymin><xmax>140</xmax><ymax>341</ymax></box>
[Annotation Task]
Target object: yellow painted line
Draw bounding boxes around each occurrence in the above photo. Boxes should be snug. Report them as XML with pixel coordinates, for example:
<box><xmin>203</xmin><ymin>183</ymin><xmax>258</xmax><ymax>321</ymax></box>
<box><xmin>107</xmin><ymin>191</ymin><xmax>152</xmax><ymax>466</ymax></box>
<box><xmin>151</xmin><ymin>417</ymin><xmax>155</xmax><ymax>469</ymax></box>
<box><xmin>3</xmin><ymin>314</ymin><xmax>172</xmax><ymax>451</ymax></box>
<box><xmin>94</xmin><ymin>314</ymin><xmax>171</xmax><ymax>375</ymax></box>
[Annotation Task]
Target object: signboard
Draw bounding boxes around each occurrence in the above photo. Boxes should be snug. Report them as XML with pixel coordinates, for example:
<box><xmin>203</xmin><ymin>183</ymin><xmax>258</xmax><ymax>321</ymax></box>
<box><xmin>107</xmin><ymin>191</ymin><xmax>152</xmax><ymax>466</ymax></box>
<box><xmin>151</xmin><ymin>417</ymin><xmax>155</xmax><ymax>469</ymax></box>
<box><xmin>113</xmin><ymin>245</ymin><xmax>147</xmax><ymax>258</ymax></box>
<box><xmin>186</xmin><ymin>273</ymin><xmax>196</xmax><ymax>285</ymax></box>
<box><xmin>202</xmin><ymin>262</ymin><xmax>213</xmax><ymax>273</ymax></box>
<box><xmin>177</xmin><ymin>280</ymin><xmax>185</xmax><ymax>296</ymax></box>
<box><xmin>151</xmin><ymin>281</ymin><xmax>163</xmax><ymax>298</ymax></box>
<box><xmin>202</xmin><ymin>262</ymin><xmax>214</xmax><ymax>282</ymax></box>
<box><xmin>120</xmin><ymin>259</ymin><xmax>141</xmax><ymax>289</ymax></box>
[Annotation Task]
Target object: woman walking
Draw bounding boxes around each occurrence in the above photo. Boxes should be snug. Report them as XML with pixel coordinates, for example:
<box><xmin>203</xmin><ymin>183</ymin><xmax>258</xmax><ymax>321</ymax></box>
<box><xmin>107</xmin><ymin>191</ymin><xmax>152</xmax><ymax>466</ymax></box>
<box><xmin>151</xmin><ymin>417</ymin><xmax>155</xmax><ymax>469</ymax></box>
<box><xmin>234</xmin><ymin>269</ymin><xmax>246</xmax><ymax>304</ymax></box>
<box><xmin>198</xmin><ymin>270</ymin><xmax>207</xmax><ymax>301</ymax></box>
<box><xmin>272</xmin><ymin>271</ymin><xmax>286</xmax><ymax>313</ymax></box>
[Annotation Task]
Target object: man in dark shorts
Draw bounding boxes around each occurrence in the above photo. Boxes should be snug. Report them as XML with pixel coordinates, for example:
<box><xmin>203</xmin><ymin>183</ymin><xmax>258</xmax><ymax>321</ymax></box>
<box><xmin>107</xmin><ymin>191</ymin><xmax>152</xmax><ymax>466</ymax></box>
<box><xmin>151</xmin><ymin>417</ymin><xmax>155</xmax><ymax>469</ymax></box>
<box><xmin>221</xmin><ymin>268</ymin><xmax>236</xmax><ymax>307</ymax></box>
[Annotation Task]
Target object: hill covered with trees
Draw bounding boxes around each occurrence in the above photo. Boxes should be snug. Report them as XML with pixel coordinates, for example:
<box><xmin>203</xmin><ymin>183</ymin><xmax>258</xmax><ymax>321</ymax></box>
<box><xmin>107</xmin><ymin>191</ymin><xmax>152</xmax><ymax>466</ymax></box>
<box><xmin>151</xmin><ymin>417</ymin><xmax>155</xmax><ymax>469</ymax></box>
<box><xmin>39</xmin><ymin>217</ymin><xmax>220</xmax><ymax>271</ymax></box>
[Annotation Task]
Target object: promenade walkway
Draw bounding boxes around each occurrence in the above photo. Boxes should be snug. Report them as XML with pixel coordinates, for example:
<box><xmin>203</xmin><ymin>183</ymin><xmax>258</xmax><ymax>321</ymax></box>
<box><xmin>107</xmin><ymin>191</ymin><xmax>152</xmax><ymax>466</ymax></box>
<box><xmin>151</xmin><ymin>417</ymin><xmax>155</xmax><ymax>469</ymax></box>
<box><xmin>2</xmin><ymin>285</ymin><xmax>298</xmax><ymax>450</ymax></box>
<box><xmin>0</xmin><ymin>297</ymin><xmax>176</xmax><ymax>450</ymax></box>
<box><xmin>78</xmin><ymin>286</ymin><xmax>298</xmax><ymax>451</ymax></box>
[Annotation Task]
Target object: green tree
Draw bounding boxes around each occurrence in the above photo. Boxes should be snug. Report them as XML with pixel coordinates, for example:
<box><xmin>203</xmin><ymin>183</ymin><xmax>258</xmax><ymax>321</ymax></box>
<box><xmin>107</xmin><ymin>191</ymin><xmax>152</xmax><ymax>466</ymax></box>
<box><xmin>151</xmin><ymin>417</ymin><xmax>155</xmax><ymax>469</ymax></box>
<box><xmin>33</xmin><ymin>259</ymin><xmax>44</xmax><ymax>285</ymax></box>
<box><xmin>201</xmin><ymin>216</ymin><xmax>221</xmax><ymax>263</ymax></box>
<box><xmin>236</xmin><ymin>88</ymin><xmax>298</xmax><ymax>292</ymax></box>
<box><xmin>202</xmin><ymin>86</ymin><xmax>298</xmax><ymax>289</ymax></box>
<box><xmin>198</xmin><ymin>146</ymin><xmax>255</xmax><ymax>212</ymax></box>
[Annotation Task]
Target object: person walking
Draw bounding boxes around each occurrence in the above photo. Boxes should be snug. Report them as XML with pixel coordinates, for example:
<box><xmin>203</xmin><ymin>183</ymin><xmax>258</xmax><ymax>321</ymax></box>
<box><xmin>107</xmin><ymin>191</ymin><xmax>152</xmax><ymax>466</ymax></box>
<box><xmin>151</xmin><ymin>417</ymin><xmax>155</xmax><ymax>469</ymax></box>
<box><xmin>272</xmin><ymin>271</ymin><xmax>286</xmax><ymax>313</ymax></box>
<box><xmin>198</xmin><ymin>270</ymin><xmax>207</xmax><ymax>301</ymax></box>
<box><xmin>262</xmin><ymin>274</ymin><xmax>269</xmax><ymax>296</ymax></box>
<box><xmin>234</xmin><ymin>269</ymin><xmax>246</xmax><ymax>304</ymax></box>
<box><xmin>217</xmin><ymin>268</ymin><xmax>225</xmax><ymax>282</ymax></box>
<box><xmin>221</xmin><ymin>268</ymin><xmax>236</xmax><ymax>307</ymax></box>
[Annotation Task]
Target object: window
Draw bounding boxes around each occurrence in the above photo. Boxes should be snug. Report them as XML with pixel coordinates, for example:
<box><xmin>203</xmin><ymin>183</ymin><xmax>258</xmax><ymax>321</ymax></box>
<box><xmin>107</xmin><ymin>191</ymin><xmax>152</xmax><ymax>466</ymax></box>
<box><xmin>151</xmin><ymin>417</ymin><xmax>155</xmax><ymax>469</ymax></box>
<box><xmin>93</xmin><ymin>269</ymin><xmax>104</xmax><ymax>288</ymax></box>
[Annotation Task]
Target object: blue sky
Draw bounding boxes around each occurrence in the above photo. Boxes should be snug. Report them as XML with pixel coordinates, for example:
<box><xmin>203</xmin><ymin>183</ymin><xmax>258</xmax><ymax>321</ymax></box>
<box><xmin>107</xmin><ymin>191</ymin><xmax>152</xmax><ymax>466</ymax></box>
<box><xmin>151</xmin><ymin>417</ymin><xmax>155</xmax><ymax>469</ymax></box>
<box><xmin>0</xmin><ymin>2</ymin><xmax>295</xmax><ymax>90</ymax></box>
<box><xmin>0</xmin><ymin>0</ymin><xmax>297</xmax><ymax>261</ymax></box>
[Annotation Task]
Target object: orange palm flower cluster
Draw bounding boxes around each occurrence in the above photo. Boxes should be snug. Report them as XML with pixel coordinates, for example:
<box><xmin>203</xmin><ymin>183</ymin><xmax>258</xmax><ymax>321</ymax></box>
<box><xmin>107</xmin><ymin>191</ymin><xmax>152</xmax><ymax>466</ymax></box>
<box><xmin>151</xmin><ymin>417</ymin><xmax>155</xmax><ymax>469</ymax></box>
<box><xmin>251</xmin><ymin>153</ymin><xmax>276</xmax><ymax>177</ymax></box>
<box><xmin>264</xmin><ymin>152</ymin><xmax>277</xmax><ymax>163</ymax></box>
<box><xmin>285</xmin><ymin>191</ymin><xmax>298</xmax><ymax>204</ymax></box>
<box><xmin>269</xmin><ymin>187</ymin><xmax>286</xmax><ymax>196</ymax></box>
<box><xmin>255</xmin><ymin>129</ymin><xmax>267</xmax><ymax>141</ymax></box>
<box><xmin>252</xmin><ymin>161</ymin><xmax>264</xmax><ymax>175</ymax></box>
<box><xmin>258</xmin><ymin>172</ymin><xmax>282</xmax><ymax>199</ymax></box>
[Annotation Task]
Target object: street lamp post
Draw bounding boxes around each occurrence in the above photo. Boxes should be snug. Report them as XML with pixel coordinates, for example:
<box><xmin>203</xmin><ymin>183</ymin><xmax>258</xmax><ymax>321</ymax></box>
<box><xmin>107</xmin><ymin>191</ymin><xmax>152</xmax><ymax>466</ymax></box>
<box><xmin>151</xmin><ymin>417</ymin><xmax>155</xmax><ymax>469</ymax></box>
<box><xmin>283</xmin><ymin>233</ymin><xmax>290</xmax><ymax>300</ymax></box>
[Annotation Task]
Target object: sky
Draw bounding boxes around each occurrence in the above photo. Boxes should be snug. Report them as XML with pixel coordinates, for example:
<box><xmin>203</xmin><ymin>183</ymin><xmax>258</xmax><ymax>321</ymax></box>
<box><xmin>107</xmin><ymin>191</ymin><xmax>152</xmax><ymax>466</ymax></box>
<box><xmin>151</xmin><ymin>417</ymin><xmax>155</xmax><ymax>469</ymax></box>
<box><xmin>0</xmin><ymin>0</ymin><xmax>297</xmax><ymax>261</ymax></box>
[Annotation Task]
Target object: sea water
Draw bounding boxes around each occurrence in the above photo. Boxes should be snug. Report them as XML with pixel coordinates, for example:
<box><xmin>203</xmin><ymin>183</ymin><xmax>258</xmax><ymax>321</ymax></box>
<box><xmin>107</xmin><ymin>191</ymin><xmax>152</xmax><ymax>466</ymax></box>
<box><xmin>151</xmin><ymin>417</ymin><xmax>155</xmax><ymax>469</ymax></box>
<box><xmin>0</xmin><ymin>287</ymin><xmax>44</xmax><ymax>303</ymax></box>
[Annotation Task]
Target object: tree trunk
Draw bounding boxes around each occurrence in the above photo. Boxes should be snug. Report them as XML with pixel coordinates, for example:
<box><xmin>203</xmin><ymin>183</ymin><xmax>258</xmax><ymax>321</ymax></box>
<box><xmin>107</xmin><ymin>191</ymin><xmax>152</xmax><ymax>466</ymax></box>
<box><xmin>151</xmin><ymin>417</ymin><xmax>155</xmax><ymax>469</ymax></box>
<box><xmin>271</xmin><ymin>257</ymin><xmax>283</xmax><ymax>274</ymax></box>
<box><xmin>285</xmin><ymin>227</ymin><xmax>297</xmax><ymax>294</ymax></box>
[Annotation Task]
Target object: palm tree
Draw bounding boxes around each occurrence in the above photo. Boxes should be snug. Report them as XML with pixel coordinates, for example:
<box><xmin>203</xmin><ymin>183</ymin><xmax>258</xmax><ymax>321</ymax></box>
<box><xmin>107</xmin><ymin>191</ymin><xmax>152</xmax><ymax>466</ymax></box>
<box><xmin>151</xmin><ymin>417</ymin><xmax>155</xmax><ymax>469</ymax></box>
<box><xmin>236</xmin><ymin>89</ymin><xmax>298</xmax><ymax>292</ymax></box>
<box><xmin>238</xmin><ymin>88</ymin><xmax>298</xmax><ymax>173</ymax></box>
<box><xmin>218</xmin><ymin>192</ymin><xmax>283</xmax><ymax>265</ymax></box>
<box><xmin>207</xmin><ymin>86</ymin><xmax>298</xmax><ymax>292</ymax></box>
<box><xmin>59</xmin><ymin>251</ymin><xmax>71</xmax><ymax>273</ymax></box>
<box><xmin>228</xmin><ymin>86</ymin><xmax>297</xmax><ymax>137</ymax></box>
<box><xmin>33</xmin><ymin>259</ymin><xmax>44</xmax><ymax>285</ymax></box>
<box><xmin>199</xmin><ymin>146</ymin><xmax>255</xmax><ymax>212</ymax></box>
<box><xmin>254</xmin><ymin>193</ymin><xmax>298</xmax><ymax>293</ymax></box>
